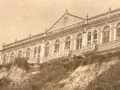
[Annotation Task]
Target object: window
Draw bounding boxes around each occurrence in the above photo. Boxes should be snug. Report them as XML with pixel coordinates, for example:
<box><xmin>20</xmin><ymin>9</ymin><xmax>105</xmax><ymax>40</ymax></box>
<box><xmin>18</xmin><ymin>50</ymin><xmax>22</xmax><ymax>57</ymax></box>
<box><xmin>38</xmin><ymin>46</ymin><xmax>41</xmax><ymax>58</ymax></box>
<box><xmin>116</xmin><ymin>23</ymin><xmax>120</xmax><ymax>39</ymax></box>
<box><xmin>10</xmin><ymin>52</ymin><xmax>15</xmax><ymax>62</ymax></box>
<box><xmin>34</xmin><ymin>47</ymin><xmax>37</xmax><ymax>57</ymax></box>
<box><xmin>93</xmin><ymin>30</ymin><xmax>97</xmax><ymax>43</ymax></box>
<box><xmin>65</xmin><ymin>36</ymin><xmax>71</xmax><ymax>50</ymax></box>
<box><xmin>87</xmin><ymin>32</ymin><xmax>91</xmax><ymax>44</ymax></box>
<box><xmin>54</xmin><ymin>40</ymin><xmax>60</xmax><ymax>52</ymax></box>
<box><xmin>76</xmin><ymin>33</ymin><xmax>82</xmax><ymax>49</ymax></box>
<box><xmin>26</xmin><ymin>48</ymin><xmax>31</xmax><ymax>59</ymax></box>
<box><xmin>102</xmin><ymin>26</ymin><xmax>110</xmax><ymax>44</ymax></box>
<box><xmin>3</xmin><ymin>54</ymin><xmax>7</xmax><ymax>64</ymax></box>
<box><xmin>45</xmin><ymin>42</ymin><xmax>50</xmax><ymax>57</ymax></box>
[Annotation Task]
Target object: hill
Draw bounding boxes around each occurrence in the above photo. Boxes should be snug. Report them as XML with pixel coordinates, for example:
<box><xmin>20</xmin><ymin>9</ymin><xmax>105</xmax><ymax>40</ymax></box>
<box><xmin>0</xmin><ymin>51</ymin><xmax>120</xmax><ymax>90</ymax></box>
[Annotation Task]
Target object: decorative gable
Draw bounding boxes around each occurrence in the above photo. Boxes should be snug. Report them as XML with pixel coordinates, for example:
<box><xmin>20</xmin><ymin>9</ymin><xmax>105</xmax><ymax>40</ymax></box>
<box><xmin>48</xmin><ymin>11</ymin><xmax>85</xmax><ymax>32</ymax></box>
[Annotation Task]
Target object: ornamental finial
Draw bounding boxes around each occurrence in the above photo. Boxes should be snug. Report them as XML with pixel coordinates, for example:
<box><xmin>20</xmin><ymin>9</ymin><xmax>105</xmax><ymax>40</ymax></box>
<box><xmin>86</xmin><ymin>13</ymin><xmax>88</xmax><ymax>19</ymax></box>
<box><xmin>3</xmin><ymin>42</ymin><xmax>5</xmax><ymax>46</ymax></box>
<box><xmin>109</xmin><ymin>7</ymin><xmax>111</xmax><ymax>11</ymax></box>
<box><xmin>86</xmin><ymin>13</ymin><xmax>89</xmax><ymax>24</ymax></box>
<box><xmin>29</xmin><ymin>33</ymin><xmax>31</xmax><ymax>37</ymax></box>
<box><xmin>45</xmin><ymin>28</ymin><xmax>48</xmax><ymax>32</ymax></box>
<box><xmin>15</xmin><ymin>38</ymin><xmax>17</xmax><ymax>42</ymax></box>
<box><xmin>66</xmin><ymin>10</ymin><xmax>68</xmax><ymax>13</ymax></box>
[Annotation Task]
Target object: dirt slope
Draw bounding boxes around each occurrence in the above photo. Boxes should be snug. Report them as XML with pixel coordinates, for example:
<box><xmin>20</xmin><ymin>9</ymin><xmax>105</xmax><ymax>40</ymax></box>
<box><xmin>1</xmin><ymin>52</ymin><xmax>120</xmax><ymax>90</ymax></box>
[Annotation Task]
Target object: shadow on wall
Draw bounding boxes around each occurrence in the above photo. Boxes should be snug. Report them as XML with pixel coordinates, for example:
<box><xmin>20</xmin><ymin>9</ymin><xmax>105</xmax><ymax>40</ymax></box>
<box><xmin>84</xmin><ymin>61</ymin><xmax>120</xmax><ymax>90</ymax></box>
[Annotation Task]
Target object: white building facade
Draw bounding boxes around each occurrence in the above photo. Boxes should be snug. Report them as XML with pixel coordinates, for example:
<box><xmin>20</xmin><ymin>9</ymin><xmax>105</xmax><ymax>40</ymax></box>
<box><xmin>1</xmin><ymin>8</ymin><xmax>120</xmax><ymax>64</ymax></box>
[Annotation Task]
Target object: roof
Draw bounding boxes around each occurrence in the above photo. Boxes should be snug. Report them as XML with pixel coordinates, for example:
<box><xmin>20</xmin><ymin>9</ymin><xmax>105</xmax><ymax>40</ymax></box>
<box><xmin>48</xmin><ymin>10</ymin><xmax>85</xmax><ymax>32</ymax></box>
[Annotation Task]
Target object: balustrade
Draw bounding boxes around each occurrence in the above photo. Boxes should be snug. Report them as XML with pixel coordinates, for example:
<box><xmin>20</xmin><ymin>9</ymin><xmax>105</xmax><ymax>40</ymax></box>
<box><xmin>42</xmin><ymin>49</ymin><xmax>70</xmax><ymax>62</ymax></box>
<box><xmin>88</xmin><ymin>8</ymin><xmax>120</xmax><ymax>24</ymax></box>
<box><xmin>28</xmin><ymin>57</ymin><xmax>41</xmax><ymax>63</ymax></box>
<box><xmin>42</xmin><ymin>44</ymin><xmax>96</xmax><ymax>61</ymax></box>
<box><xmin>81</xmin><ymin>44</ymin><xmax>95</xmax><ymax>52</ymax></box>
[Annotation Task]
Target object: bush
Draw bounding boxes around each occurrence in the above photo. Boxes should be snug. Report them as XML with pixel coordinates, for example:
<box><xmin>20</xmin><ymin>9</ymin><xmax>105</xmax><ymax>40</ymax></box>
<box><xmin>86</xmin><ymin>55</ymin><xmax>96</xmax><ymax>65</ymax></box>
<box><xmin>20</xmin><ymin>64</ymin><xmax>69</xmax><ymax>90</ymax></box>
<box><xmin>13</xmin><ymin>57</ymin><xmax>29</xmax><ymax>71</ymax></box>
<box><xmin>0</xmin><ymin>63</ymin><xmax>12</xmax><ymax>71</ymax></box>
<box><xmin>0</xmin><ymin>77</ymin><xmax>11</xmax><ymax>88</ymax></box>
<box><xmin>3</xmin><ymin>63</ymin><xmax>12</xmax><ymax>71</ymax></box>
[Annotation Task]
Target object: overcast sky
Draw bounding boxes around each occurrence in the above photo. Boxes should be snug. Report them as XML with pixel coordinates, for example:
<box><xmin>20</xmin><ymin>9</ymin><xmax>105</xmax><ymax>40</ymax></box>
<box><xmin>0</xmin><ymin>0</ymin><xmax>120</xmax><ymax>49</ymax></box>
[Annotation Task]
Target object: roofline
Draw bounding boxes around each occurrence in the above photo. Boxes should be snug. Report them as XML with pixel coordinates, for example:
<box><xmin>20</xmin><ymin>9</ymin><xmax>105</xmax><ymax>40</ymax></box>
<box><xmin>88</xmin><ymin>8</ymin><xmax>120</xmax><ymax>20</ymax></box>
<box><xmin>48</xmin><ymin>11</ymin><xmax>85</xmax><ymax>32</ymax></box>
<box><xmin>48</xmin><ymin>12</ymin><xmax>66</xmax><ymax>32</ymax></box>
<box><xmin>3</xmin><ymin>32</ymin><xmax>45</xmax><ymax>47</ymax></box>
<box><xmin>67</xmin><ymin>13</ymin><xmax>85</xmax><ymax>20</ymax></box>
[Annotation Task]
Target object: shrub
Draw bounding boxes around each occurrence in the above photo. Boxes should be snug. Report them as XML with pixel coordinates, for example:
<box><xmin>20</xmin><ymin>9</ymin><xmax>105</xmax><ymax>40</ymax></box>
<box><xmin>20</xmin><ymin>64</ymin><xmax>69</xmax><ymax>90</ymax></box>
<box><xmin>115</xmin><ymin>51</ymin><xmax>120</xmax><ymax>59</ymax></box>
<box><xmin>39</xmin><ymin>62</ymin><xmax>51</xmax><ymax>70</ymax></box>
<box><xmin>86</xmin><ymin>55</ymin><xmax>96</xmax><ymax>65</ymax></box>
<box><xmin>0</xmin><ymin>77</ymin><xmax>11</xmax><ymax>88</ymax></box>
<box><xmin>72</xmin><ymin>58</ymin><xmax>83</xmax><ymax>70</ymax></box>
<box><xmin>3</xmin><ymin>63</ymin><xmax>12</xmax><ymax>71</ymax></box>
<box><xmin>13</xmin><ymin>57</ymin><xmax>29</xmax><ymax>71</ymax></box>
<box><xmin>0</xmin><ymin>64</ymin><xmax>3</xmax><ymax>69</ymax></box>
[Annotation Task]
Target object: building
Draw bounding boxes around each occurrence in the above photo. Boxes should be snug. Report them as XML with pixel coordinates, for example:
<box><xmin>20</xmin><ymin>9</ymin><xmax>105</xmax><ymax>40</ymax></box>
<box><xmin>1</xmin><ymin>8</ymin><xmax>120</xmax><ymax>64</ymax></box>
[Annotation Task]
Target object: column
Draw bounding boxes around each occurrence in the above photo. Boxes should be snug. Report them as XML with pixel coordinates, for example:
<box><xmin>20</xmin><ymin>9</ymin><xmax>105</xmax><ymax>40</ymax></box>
<box><xmin>40</xmin><ymin>41</ymin><xmax>45</xmax><ymax>63</ymax></box>
<box><xmin>91</xmin><ymin>31</ymin><xmax>94</xmax><ymax>44</ymax></box>
<box><xmin>7</xmin><ymin>52</ymin><xmax>10</xmax><ymax>63</ymax></box>
<box><xmin>82</xmin><ymin>32</ymin><xmax>87</xmax><ymax>46</ymax></box>
<box><xmin>71</xmin><ymin>37</ymin><xmax>74</xmax><ymax>51</ymax></box>
<box><xmin>114</xmin><ymin>27</ymin><xmax>117</xmax><ymax>40</ymax></box>
<box><xmin>110</xmin><ymin>26</ymin><xmax>115</xmax><ymax>41</ymax></box>
<box><xmin>100</xmin><ymin>29</ymin><xmax>103</xmax><ymax>44</ymax></box>
<box><xmin>23</xmin><ymin>48</ymin><xmax>26</xmax><ymax>57</ymax></box>
<box><xmin>109</xmin><ymin>27</ymin><xmax>112</xmax><ymax>42</ymax></box>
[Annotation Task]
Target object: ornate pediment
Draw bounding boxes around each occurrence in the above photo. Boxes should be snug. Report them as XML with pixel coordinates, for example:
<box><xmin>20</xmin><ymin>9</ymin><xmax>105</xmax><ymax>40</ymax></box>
<box><xmin>48</xmin><ymin>11</ymin><xmax>85</xmax><ymax>32</ymax></box>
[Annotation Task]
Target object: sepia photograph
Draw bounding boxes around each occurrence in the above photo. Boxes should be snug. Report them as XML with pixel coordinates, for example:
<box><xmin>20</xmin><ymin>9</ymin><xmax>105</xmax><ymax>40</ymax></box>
<box><xmin>0</xmin><ymin>0</ymin><xmax>120</xmax><ymax>90</ymax></box>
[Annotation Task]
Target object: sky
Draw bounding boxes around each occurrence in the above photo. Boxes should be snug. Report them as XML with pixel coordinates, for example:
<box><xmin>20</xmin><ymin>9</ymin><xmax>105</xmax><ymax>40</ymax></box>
<box><xmin>0</xmin><ymin>0</ymin><xmax>120</xmax><ymax>49</ymax></box>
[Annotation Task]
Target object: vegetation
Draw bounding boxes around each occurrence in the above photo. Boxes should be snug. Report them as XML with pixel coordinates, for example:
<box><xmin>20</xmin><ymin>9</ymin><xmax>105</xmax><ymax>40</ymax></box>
<box><xmin>1</xmin><ymin>50</ymin><xmax>120</xmax><ymax>90</ymax></box>
<box><xmin>13</xmin><ymin>57</ymin><xmax>30</xmax><ymax>71</ymax></box>
<box><xmin>0</xmin><ymin>63</ymin><xmax>12</xmax><ymax>71</ymax></box>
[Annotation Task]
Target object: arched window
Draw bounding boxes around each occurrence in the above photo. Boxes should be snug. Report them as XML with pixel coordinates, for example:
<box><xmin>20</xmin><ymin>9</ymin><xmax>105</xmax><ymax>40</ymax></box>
<box><xmin>10</xmin><ymin>52</ymin><xmax>15</xmax><ymax>62</ymax></box>
<box><xmin>3</xmin><ymin>54</ymin><xmax>7</xmax><ymax>64</ymax></box>
<box><xmin>87</xmin><ymin>32</ymin><xmax>91</xmax><ymax>44</ymax></box>
<box><xmin>76</xmin><ymin>33</ymin><xmax>82</xmax><ymax>49</ymax></box>
<box><xmin>54</xmin><ymin>40</ymin><xmax>60</xmax><ymax>52</ymax></box>
<box><xmin>45</xmin><ymin>42</ymin><xmax>50</xmax><ymax>57</ymax></box>
<box><xmin>38</xmin><ymin>46</ymin><xmax>41</xmax><ymax>58</ymax></box>
<box><xmin>116</xmin><ymin>23</ymin><xmax>120</xmax><ymax>39</ymax></box>
<box><xmin>26</xmin><ymin>48</ymin><xmax>31</xmax><ymax>59</ymax></box>
<box><xmin>34</xmin><ymin>47</ymin><xmax>37</xmax><ymax>57</ymax></box>
<box><xmin>65</xmin><ymin>36</ymin><xmax>71</xmax><ymax>50</ymax></box>
<box><xmin>18</xmin><ymin>50</ymin><xmax>22</xmax><ymax>57</ymax></box>
<box><xmin>103</xmin><ymin>26</ymin><xmax>110</xmax><ymax>44</ymax></box>
<box><xmin>93</xmin><ymin>30</ymin><xmax>97</xmax><ymax>43</ymax></box>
